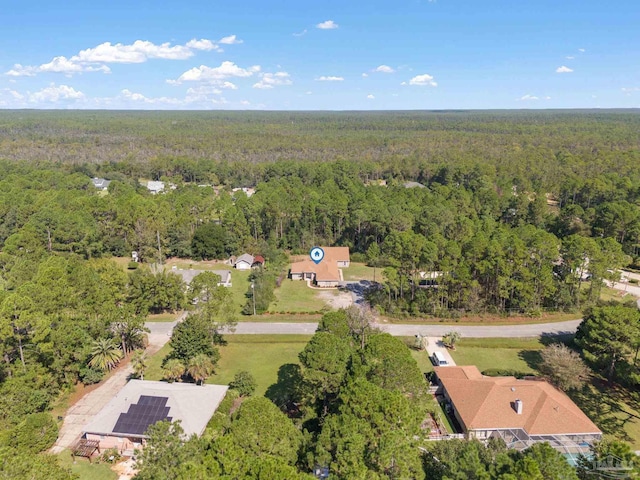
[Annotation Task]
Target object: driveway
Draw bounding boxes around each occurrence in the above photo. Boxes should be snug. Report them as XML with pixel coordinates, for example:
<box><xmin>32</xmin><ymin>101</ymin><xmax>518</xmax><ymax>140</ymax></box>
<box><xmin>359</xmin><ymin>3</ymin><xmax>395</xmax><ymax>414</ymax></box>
<box><xmin>424</xmin><ymin>337</ymin><xmax>456</xmax><ymax>366</ymax></box>
<box><xmin>50</xmin><ymin>315</ymin><xmax>183</xmax><ymax>454</ymax></box>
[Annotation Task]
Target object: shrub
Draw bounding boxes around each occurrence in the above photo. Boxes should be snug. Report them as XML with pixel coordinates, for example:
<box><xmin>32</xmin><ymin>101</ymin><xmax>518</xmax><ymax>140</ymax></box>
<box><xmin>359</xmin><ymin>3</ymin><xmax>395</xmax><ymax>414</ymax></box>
<box><xmin>127</xmin><ymin>261</ymin><xmax>139</xmax><ymax>270</ymax></box>
<box><xmin>101</xmin><ymin>447</ymin><xmax>121</xmax><ymax>463</ymax></box>
<box><xmin>229</xmin><ymin>371</ymin><xmax>257</xmax><ymax>397</ymax></box>
<box><xmin>481</xmin><ymin>369</ymin><xmax>529</xmax><ymax>378</ymax></box>
<box><xmin>79</xmin><ymin>366</ymin><xmax>105</xmax><ymax>385</ymax></box>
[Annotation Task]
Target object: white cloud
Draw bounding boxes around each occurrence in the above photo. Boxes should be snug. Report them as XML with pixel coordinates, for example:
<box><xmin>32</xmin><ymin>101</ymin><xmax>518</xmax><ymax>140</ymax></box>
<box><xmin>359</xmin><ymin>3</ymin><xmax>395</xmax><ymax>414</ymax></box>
<box><xmin>578</xmin><ymin>48</ymin><xmax>585</xmax><ymax>53</ymax></box>
<box><xmin>253</xmin><ymin>71</ymin><xmax>292</xmax><ymax>89</ymax></box>
<box><xmin>240</xmin><ymin>100</ymin><xmax>251</xmax><ymax>106</ymax></box>
<box><xmin>30</xmin><ymin>84</ymin><xmax>85</xmax><ymax>103</ymax></box>
<box><xmin>75</xmin><ymin>40</ymin><xmax>192</xmax><ymax>63</ymax></box>
<box><xmin>221</xmin><ymin>81</ymin><xmax>238</xmax><ymax>89</ymax></box>
<box><xmin>622</xmin><ymin>87</ymin><xmax>640</xmax><ymax>95</ymax></box>
<box><xmin>293</xmin><ymin>29</ymin><xmax>307</xmax><ymax>37</ymax></box>
<box><xmin>518</xmin><ymin>94</ymin><xmax>539</xmax><ymax>101</ymax></box>
<box><xmin>362</xmin><ymin>73</ymin><xmax>368</xmax><ymax>78</ymax></box>
<box><xmin>305</xmin><ymin>91</ymin><xmax>312</xmax><ymax>95</ymax></box>
<box><xmin>171</xmin><ymin>61</ymin><xmax>261</xmax><ymax>84</ymax></box>
<box><xmin>121</xmin><ymin>89</ymin><xmax>184</xmax><ymax>105</ymax></box>
<box><xmin>367</xmin><ymin>94</ymin><xmax>375</xmax><ymax>99</ymax></box>
<box><xmin>6</xmin><ymin>64</ymin><xmax>37</xmax><ymax>76</ymax></box>
<box><xmin>545</xmin><ymin>96</ymin><xmax>551</xmax><ymax>100</ymax></box>
<box><xmin>556</xmin><ymin>65</ymin><xmax>573</xmax><ymax>73</ymax></box>
<box><xmin>316</xmin><ymin>76</ymin><xmax>344</xmax><ymax>81</ymax></box>
<box><xmin>5</xmin><ymin>38</ymin><xmax>225</xmax><ymax>77</ymax></box>
<box><xmin>408</xmin><ymin>73</ymin><xmax>437</xmax><ymax>87</ymax></box>
<box><xmin>375</xmin><ymin>65</ymin><xmax>395</xmax><ymax>73</ymax></box>
<box><xmin>316</xmin><ymin>20</ymin><xmax>338</xmax><ymax>29</ymax></box>
<box><xmin>186</xmin><ymin>39</ymin><xmax>222</xmax><ymax>52</ymax></box>
<box><xmin>218</xmin><ymin>35</ymin><xmax>243</xmax><ymax>45</ymax></box>
<box><xmin>565</xmin><ymin>55</ymin><xmax>575</xmax><ymax>60</ymax></box>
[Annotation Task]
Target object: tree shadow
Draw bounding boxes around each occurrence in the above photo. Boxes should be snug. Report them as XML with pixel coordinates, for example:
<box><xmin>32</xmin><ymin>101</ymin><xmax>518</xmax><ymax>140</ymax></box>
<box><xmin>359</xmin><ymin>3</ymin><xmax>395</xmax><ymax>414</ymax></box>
<box><xmin>567</xmin><ymin>379</ymin><xmax>633</xmax><ymax>442</ymax></box>
<box><xmin>539</xmin><ymin>333</ymin><xmax>574</xmax><ymax>346</ymax></box>
<box><xmin>265</xmin><ymin>363</ymin><xmax>304</xmax><ymax>416</ymax></box>
<box><xmin>518</xmin><ymin>350</ymin><xmax>543</xmax><ymax>371</ymax></box>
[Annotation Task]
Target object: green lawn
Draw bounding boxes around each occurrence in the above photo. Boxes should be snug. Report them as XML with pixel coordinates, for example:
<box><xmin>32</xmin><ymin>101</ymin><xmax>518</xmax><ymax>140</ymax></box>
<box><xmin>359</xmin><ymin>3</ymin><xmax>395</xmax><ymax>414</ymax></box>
<box><xmin>209</xmin><ymin>335</ymin><xmax>312</xmax><ymax>396</ymax></box>
<box><xmin>343</xmin><ymin>262</ymin><xmax>378</xmax><ymax>282</ymax></box>
<box><xmin>145</xmin><ymin>343</ymin><xmax>172</xmax><ymax>381</ymax></box>
<box><xmin>239</xmin><ymin>313</ymin><xmax>322</xmax><ymax>323</ymax></box>
<box><xmin>449</xmin><ymin>337</ymin><xmax>545</xmax><ymax>374</ymax></box>
<box><xmin>57</xmin><ymin>450</ymin><xmax>117</xmax><ymax>480</ymax></box>
<box><xmin>269</xmin><ymin>279</ymin><xmax>327</xmax><ymax>313</ymax></box>
<box><xmin>228</xmin><ymin>269</ymin><xmax>252</xmax><ymax>316</ymax></box>
<box><xmin>143</xmin><ymin>335</ymin><xmax>312</xmax><ymax>397</ymax></box>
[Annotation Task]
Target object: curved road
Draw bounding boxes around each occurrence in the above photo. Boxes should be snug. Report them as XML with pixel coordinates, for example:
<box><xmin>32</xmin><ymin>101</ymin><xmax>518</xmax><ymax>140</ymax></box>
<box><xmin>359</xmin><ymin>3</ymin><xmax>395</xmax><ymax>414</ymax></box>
<box><xmin>147</xmin><ymin>319</ymin><xmax>582</xmax><ymax>338</ymax></box>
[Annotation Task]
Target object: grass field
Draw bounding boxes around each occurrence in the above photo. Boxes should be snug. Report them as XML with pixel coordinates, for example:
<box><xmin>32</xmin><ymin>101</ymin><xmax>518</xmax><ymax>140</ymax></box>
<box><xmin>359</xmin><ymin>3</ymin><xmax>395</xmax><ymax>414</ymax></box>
<box><xmin>209</xmin><ymin>335</ymin><xmax>312</xmax><ymax>395</ymax></box>
<box><xmin>57</xmin><ymin>450</ymin><xmax>117</xmax><ymax>480</ymax></box>
<box><xmin>143</xmin><ymin>335</ymin><xmax>312</xmax><ymax>397</ymax></box>
<box><xmin>144</xmin><ymin>343</ymin><xmax>172</xmax><ymax>381</ymax></box>
<box><xmin>449</xmin><ymin>337</ymin><xmax>545</xmax><ymax>374</ymax></box>
<box><xmin>343</xmin><ymin>262</ymin><xmax>377</xmax><ymax>282</ymax></box>
<box><xmin>240</xmin><ymin>313</ymin><xmax>322</xmax><ymax>323</ymax></box>
<box><xmin>269</xmin><ymin>279</ymin><xmax>327</xmax><ymax>313</ymax></box>
<box><xmin>228</xmin><ymin>269</ymin><xmax>252</xmax><ymax>316</ymax></box>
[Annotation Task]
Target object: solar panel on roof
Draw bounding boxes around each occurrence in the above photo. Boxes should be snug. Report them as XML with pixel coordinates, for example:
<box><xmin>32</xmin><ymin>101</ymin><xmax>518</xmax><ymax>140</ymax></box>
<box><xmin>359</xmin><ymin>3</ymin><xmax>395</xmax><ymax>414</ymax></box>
<box><xmin>112</xmin><ymin>395</ymin><xmax>171</xmax><ymax>436</ymax></box>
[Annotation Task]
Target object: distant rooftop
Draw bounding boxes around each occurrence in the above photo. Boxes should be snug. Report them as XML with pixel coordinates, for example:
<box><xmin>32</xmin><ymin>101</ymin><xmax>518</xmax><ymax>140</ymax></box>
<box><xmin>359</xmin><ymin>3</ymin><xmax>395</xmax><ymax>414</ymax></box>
<box><xmin>92</xmin><ymin>177</ymin><xmax>110</xmax><ymax>189</ymax></box>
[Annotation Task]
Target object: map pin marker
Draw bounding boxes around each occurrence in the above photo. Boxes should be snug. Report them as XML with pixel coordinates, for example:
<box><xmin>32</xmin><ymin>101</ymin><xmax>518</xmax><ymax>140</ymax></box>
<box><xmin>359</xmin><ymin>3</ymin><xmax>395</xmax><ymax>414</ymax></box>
<box><xmin>310</xmin><ymin>247</ymin><xmax>325</xmax><ymax>265</ymax></box>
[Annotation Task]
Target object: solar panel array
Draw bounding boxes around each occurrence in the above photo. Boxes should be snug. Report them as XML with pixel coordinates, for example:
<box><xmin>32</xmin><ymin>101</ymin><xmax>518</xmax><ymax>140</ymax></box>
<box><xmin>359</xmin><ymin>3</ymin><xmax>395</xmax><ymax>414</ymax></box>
<box><xmin>112</xmin><ymin>395</ymin><xmax>172</xmax><ymax>436</ymax></box>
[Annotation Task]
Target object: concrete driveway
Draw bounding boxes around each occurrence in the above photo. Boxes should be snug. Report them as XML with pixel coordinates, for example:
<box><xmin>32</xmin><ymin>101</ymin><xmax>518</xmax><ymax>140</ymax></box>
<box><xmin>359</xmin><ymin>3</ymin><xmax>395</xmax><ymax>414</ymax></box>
<box><xmin>424</xmin><ymin>337</ymin><xmax>457</xmax><ymax>366</ymax></box>
<box><xmin>50</xmin><ymin>316</ymin><xmax>183</xmax><ymax>454</ymax></box>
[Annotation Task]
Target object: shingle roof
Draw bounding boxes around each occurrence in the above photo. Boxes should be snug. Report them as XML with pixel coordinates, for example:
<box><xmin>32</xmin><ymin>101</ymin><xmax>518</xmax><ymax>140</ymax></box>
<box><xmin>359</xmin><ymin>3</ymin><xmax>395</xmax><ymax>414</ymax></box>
<box><xmin>322</xmin><ymin>247</ymin><xmax>350</xmax><ymax>263</ymax></box>
<box><xmin>290</xmin><ymin>258</ymin><xmax>341</xmax><ymax>281</ymax></box>
<box><xmin>83</xmin><ymin>380</ymin><xmax>228</xmax><ymax>438</ymax></box>
<box><xmin>435</xmin><ymin>366</ymin><xmax>601</xmax><ymax>435</ymax></box>
<box><xmin>235</xmin><ymin>253</ymin><xmax>255</xmax><ymax>265</ymax></box>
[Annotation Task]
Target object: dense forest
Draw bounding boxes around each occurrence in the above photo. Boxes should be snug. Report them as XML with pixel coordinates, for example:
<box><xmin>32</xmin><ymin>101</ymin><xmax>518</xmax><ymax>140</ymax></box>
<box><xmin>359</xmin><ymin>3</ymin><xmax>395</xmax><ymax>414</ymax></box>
<box><xmin>1</xmin><ymin>110</ymin><xmax>639</xmax><ymax>316</ymax></box>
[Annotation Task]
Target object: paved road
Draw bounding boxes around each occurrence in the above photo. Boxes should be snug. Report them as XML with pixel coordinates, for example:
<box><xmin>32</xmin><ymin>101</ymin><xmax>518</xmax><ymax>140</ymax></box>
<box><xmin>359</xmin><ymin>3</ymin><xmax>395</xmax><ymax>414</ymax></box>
<box><xmin>221</xmin><ymin>319</ymin><xmax>582</xmax><ymax>338</ymax></box>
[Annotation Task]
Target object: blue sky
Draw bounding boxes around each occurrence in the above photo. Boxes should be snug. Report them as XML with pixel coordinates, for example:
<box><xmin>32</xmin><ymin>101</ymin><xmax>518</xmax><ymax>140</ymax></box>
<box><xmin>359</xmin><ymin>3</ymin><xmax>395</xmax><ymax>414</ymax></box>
<box><xmin>1</xmin><ymin>0</ymin><xmax>638</xmax><ymax>110</ymax></box>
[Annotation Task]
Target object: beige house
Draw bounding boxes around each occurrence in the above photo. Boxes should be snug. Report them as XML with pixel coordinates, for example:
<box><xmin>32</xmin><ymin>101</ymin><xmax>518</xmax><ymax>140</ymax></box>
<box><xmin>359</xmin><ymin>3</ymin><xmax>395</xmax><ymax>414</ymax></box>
<box><xmin>290</xmin><ymin>247</ymin><xmax>350</xmax><ymax>287</ymax></box>
<box><xmin>83</xmin><ymin>380</ymin><xmax>228</xmax><ymax>455</ymax></box>
<box><xmin>433</xmin><ymin>366</ymin><xmax>601</xmax><ymax>457</ymax></box>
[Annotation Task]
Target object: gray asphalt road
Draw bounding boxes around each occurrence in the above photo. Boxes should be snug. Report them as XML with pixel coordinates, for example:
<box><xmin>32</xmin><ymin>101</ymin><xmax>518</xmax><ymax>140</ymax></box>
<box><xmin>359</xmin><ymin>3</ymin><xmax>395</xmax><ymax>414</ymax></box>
<box><xmin>219</xmin><ymin>319</ymin><xmax>581</xmax><ymax>338</ymax></box>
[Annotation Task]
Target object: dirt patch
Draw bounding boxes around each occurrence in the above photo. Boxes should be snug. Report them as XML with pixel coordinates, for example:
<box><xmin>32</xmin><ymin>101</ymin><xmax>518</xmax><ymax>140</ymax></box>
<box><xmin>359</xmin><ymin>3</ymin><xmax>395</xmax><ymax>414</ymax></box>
<box><xmin>317</xmin><ymin>290</ymin><xmax>353</xmax><ymax>309</ymax></box>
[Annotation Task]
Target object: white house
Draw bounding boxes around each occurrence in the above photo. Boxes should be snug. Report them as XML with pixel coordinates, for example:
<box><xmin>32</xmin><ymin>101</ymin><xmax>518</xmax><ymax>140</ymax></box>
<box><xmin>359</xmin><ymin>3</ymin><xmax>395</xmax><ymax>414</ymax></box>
<box><xmin>234</xmin><ymin>253</ymin><xmax>255</xmax><ymax>270</ymax></box>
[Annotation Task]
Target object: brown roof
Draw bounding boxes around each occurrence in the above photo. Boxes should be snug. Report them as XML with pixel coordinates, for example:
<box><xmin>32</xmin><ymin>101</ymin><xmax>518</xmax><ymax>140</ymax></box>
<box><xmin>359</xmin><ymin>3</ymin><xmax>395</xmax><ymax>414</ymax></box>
<box><xmin>289</xmin><ymin>247</ymin><xmax>349</xmax><ymax>282</ymax></box>
<box><xmin>435</xmin><ymin>366</ymin><xmax>601</xmax><ymax>436</ymax></box>
<box><xmin>322</xmin><ymin>247</ymin><xmax>350</xmax><ymax>263</ymax></box>
<box><xmin>290</xmin><ymin>259</ymin><xmax>341</xmax><ymax>282</ymax></box>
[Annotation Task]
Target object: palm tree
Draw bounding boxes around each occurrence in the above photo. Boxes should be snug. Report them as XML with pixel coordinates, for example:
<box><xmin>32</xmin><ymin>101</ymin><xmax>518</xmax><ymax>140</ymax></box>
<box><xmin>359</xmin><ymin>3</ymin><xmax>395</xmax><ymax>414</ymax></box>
<box><xmin>131</xmin><ymin>350</ymin><xmax>148</xmax><ymax>380</ymax></box>
<box><xmin>162</xmin><ymin>359</ymin><xmax>186</xmax><ymax>383</ymax></box>
<box><xmin>187</xmin><ymin>354</ymin><xmax>215</xmax><ymax>385</ymax></box>
<box><xmin>89</xmin><ymin>338</ymin><xmax>123</xmax><ymax>371</ymax></box>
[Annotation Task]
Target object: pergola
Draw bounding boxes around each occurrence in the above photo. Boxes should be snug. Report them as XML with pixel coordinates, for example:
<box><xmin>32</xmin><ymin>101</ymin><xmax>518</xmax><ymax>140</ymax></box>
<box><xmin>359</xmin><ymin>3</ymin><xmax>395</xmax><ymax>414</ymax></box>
<box><xmin>72</xmin><ymin>438</ymin><xmax>101</xmax><ymax>463</ymax></box>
